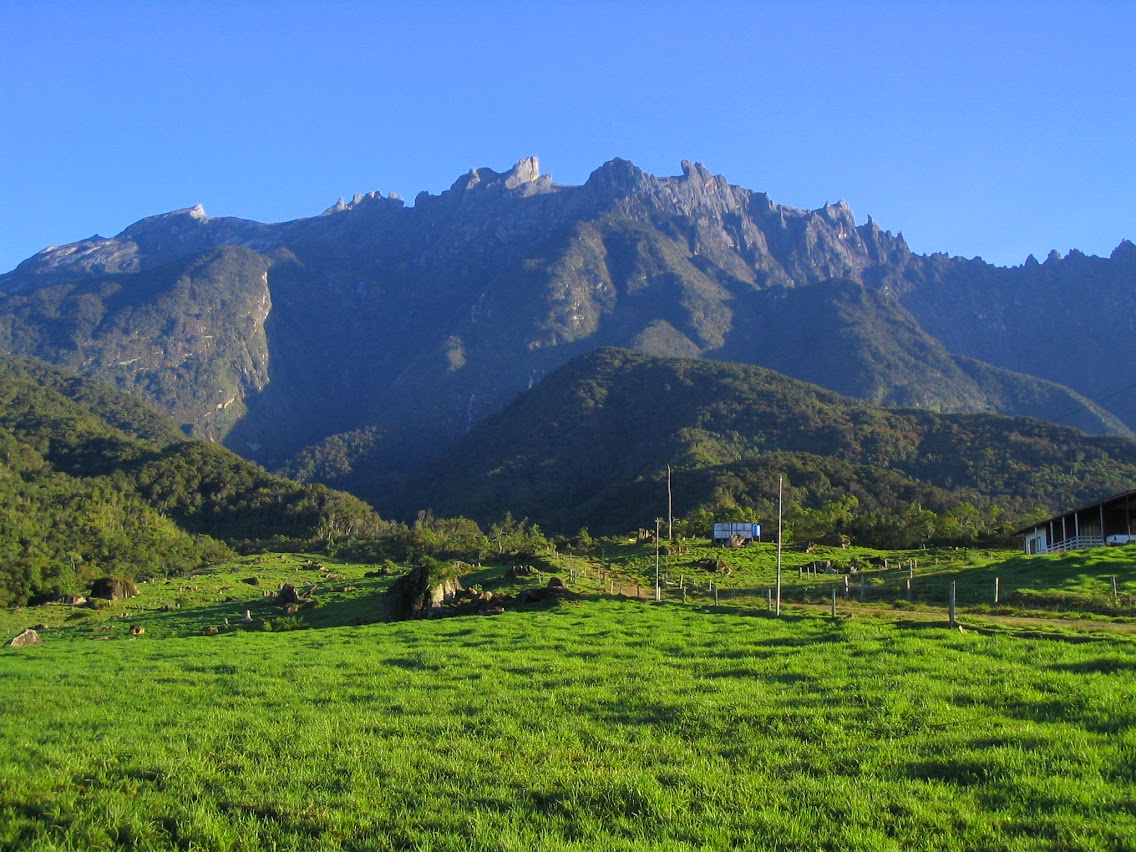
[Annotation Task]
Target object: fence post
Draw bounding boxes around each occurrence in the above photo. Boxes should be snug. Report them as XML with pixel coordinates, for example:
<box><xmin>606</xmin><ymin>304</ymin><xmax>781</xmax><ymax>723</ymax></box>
<box><xmin>859</xmin><ymin>573</ymin><xmax>865</xmax><ymax>602</ymax></box>
<box><xmin>831</xmin><ymin>588</ymin><xmax>837</xmax><ymax>617</ymax></box>
<box><xmin>844</xmin><ymin>575</ymin><xmax>850</xmax><ymax>599</ymax></box>
<box><xmin>949</xmin><ymin>580</ymin><xmax>957</xmax><ymax>628</ymax></box>
<box><xmin>713</xmin><ymin>584</ymin><xmax>719</xmax><ymax>606</ymax></box>
<box><xmin>767</xmin><ymin>588</ymin><xmax>772</xmax><ymax>612</ymax></box>
<box><xmin>994</xmin><ymin>577</ymin><xmax>999</xmax><ymax>605</ymax></box>
<box><xmin>1113</xmin><ymin>576</ymin><xmax>1119</xmax><ymax>603</ymax></box>
<box><xmin>906</xmin><ymin>578</ymin><xmax>912</xmax><ymax>601</ymax></box>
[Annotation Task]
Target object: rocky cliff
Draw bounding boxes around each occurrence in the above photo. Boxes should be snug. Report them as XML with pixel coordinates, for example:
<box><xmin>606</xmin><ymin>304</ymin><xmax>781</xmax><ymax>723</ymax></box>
<box><xmin>1</xmin><ymin>156</ymin><xmax>1132</xmax><ymax>512</ymax></box>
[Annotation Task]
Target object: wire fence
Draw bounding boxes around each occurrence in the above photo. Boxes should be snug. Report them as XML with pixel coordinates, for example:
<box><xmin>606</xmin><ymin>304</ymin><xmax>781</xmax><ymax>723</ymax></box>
<box><xmin>568</xmin><ymin>561</ymin><xmax>1135</xmax><ymax>621</ymax></box>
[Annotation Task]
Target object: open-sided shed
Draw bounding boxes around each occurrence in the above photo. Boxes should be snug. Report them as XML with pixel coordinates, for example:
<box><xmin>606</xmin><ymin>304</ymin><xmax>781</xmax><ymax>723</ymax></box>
<box><xmin>1014</xmin><ymin>488</ymin><xmax>1136</xmax><ymax>554</ymax></box>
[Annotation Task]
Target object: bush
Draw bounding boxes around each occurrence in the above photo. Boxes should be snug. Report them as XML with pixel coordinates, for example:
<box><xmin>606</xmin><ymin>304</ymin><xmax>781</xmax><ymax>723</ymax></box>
<box><xmin>263</xmin><ymin>616</ymin><xmax>308</xmax><ymax>632</ymax></box>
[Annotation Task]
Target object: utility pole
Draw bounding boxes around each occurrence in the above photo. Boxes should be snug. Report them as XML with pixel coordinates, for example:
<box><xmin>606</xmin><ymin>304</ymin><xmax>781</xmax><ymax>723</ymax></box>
<box><xmin>667</xmin><ymin>465</ymin><xmax>673</xmax><ymax>541</ymax></box>
<box><xmin>776</xmin><ymin>475</ymin><xmax>783</xmax><ymax>616</ymax></box>
<box><xmin>655</xmin><ymin>517</ymin><xmax>662</xmax><ymax>601</ymax></box>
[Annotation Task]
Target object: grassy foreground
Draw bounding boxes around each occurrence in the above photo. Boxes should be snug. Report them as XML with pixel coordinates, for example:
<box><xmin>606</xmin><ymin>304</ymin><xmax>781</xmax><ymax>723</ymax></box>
<box><xmin>3</xmin><ymin>585</ymin><xmax>1136</xmax><ymax>850</ymax></box>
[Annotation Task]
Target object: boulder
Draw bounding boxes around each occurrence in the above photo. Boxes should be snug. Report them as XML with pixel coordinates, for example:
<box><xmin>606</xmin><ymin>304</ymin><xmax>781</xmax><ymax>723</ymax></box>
<box><xmin>385</xmin><ymin>562</ymin><xmax>464</xmax><ymax>621</ymax></box>
<box><xmin>89</xmin><ymin>577</ymin><xmax>138</xmax><ymax>601</ymax></box>
<box><xmin>277</xmin><ymin>584</ymin><xmax>300</xmax><ymax>605</ymax></box>
<box><xmin>9</xmin><ymin>629</ymin><xmax>42</xmax><ymax>647</ymax></box>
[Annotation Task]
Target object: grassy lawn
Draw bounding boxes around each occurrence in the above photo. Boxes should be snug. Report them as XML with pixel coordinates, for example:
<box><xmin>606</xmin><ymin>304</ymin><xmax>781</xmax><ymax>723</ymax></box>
<box><xmin>2</xmin><ymin>546</ymin><xmax>1135</xmax><ymax>850</ymax></box>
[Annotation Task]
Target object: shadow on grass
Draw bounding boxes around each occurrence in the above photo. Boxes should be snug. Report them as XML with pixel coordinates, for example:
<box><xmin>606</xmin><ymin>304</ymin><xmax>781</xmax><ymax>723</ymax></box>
<box><xmin>1048</xmin><ymin>657</ymin><xmax>1136</xmax><ymax>674</ymax></box>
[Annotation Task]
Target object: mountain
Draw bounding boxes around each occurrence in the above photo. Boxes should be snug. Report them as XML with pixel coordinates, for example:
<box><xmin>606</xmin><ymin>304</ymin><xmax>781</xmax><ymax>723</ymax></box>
<box><xmin>0</xmin><ymin>355</ymin><xmax>389</xmax><ymax>605</ymax></box>
<box><xmin>406</xmin><ymin>348</ymin><xmax>1136</xmax><ymax>538</ymax></box>
<box><xmin>1</xmin><ymin>157</ymin><xmax>1132</xmax><ymax>515</ymax></box>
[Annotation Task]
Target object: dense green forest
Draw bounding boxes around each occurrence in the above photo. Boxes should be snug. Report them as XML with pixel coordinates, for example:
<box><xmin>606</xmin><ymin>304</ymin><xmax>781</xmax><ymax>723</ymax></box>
<box><xmin>0</xmin><ymin>356</ymin><xmax>389</xmax><ymax>606</ymax></box>
<box><xmin>407</xmin><ymin>348</ymin><xmax>1136</xmax><ymax>541</ymax></box>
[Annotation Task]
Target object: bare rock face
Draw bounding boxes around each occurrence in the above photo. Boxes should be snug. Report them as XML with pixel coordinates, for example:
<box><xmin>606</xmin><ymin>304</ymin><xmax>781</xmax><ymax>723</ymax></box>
<box><xmin>9</xmin><ymin>629</ymin><xmax>42</xmax><ymax>647</ymax></box>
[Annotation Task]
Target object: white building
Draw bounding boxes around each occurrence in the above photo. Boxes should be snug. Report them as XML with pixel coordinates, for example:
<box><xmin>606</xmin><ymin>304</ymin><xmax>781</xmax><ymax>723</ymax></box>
<box><xmin>1014</xmin><ymin>488</ymin><xmax>1136</xmax><ymax>554</ymax></box>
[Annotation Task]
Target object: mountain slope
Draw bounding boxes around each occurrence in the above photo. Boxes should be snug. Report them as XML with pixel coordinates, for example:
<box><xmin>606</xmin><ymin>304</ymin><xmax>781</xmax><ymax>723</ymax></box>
<box><xmin>1</xmin><ymin>157</ymin><xmax>1132</xmax><ymax>511</ymax></box>
<box><xmin>0</xmin><ymin>355</ymin><xmax>388</xmax><ymax>605</ymax></box>
<box><xmin>405</xmin><ymin>348</ymin><xmax>1136</xmax><ymax>536</ymax></box>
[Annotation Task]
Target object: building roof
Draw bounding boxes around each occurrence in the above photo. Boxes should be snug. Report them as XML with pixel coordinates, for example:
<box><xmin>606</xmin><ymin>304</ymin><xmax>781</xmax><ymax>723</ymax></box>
<box><xmin>1012</xmin><ymin>487</ymin><xmax>1136</xmax><ymax>536</ymax></box>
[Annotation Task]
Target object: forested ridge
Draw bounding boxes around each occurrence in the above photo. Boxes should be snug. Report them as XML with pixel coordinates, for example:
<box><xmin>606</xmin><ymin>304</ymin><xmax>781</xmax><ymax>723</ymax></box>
<box><xmin>0</xmin><ymin>355</ymin><xmax>388</xmax><ymax>605</ymax></box>
<box><xmin>408</xmin><ymin>348</ymin><xmax>1136</xmax><ymax>541</ymax></box>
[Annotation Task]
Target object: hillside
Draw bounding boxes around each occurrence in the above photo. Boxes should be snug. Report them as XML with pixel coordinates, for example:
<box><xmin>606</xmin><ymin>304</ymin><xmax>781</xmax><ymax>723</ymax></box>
<box><xmin>404</xmin><ymin>348</ymin><xmax>1136</xmax><ymax>539</ymax></box>
<box><xmin>0</xmin><ymin>355</ymin><xmax>389</xmax><ymax>605</ymax></box>
<box><xmin>1</xmin><ymin>157</ymin><xmax>1132</xmax><ymax>510</ymax></box>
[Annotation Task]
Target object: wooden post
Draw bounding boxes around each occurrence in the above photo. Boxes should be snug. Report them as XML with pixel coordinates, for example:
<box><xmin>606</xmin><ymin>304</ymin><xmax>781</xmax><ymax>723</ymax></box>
<box><xmin>683</xmin><ymin>587</ymin><xmax>687</xmax><ymax>603</ymax></box>
<box><xmin>844</xmin><ymin>575</ymin><xmax>850</xmax><ymax>599</ymax></box>
<box><xmin>1113</xmin><ymin>576</ymin><xmax>1119</xmax><ymax>603</ymax></box>
<box><xmin>949</xmin><ymin>580</ymin><xmax>957</xmax><ymax>628</ymax></box>
<box><xmin>831</xmin><ymin>588</ymin><xmax>837</xmax><ymax>617</ymax></box>
<box><xmin>994</xmin><ymin>577</ymin><xmax>1000</xmax><ymax>604</ymax></box>
<box><xmin>906</xmin><ymin>578</ymin><xmax>912</xmax><ymax>601</ymax></box>
<box><xmin>714</xmin><ymin>584</ymin><xmax>719</xmax><ymax>606</ymax></box>
<box><xmin>859</xmin><ymin>573</ymin><xmax>865</xmax><ymax>601</ymax></box>
<box><xmin>767</xmin><ymin>588</ymin><xmax>772</xmax><ymax>612</ymax></box>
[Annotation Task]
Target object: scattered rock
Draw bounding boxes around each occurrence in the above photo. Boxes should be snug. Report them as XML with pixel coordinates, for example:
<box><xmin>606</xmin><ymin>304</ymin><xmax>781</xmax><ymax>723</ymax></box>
<box><xmin>9</xmin><ymin>629</ymin><xmax>42</xmax><ymax>647</ymax></box>
<box><xmin>242</xmin><ymin>577</ymin><xmax>260</xmax><ymax>586</ymax></box>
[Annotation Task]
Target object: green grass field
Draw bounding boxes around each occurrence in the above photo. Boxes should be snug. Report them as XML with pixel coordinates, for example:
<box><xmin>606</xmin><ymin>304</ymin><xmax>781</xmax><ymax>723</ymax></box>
<box><xmin>2</xmin><ymin>545</ymin><xmax>1135</xmax><ymax>850</ymax></box>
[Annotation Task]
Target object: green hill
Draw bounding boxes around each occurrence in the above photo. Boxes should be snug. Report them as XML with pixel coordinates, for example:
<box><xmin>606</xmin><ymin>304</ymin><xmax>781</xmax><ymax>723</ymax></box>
<box><xmin>0</xmin><ymin>355</ymin><xmax>389</xmax><ymax>605</ymax></box>
<box><xmin>405</xmin><ymin>348</ymin><xmax>1136</xmax><ymax>541</ymax></box>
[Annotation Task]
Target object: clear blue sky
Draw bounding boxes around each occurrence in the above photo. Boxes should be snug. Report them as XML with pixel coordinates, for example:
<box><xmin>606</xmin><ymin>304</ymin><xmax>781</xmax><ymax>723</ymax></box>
<box><xmin>2</xmin><ymin>0</ymin><xmax>1133</xmax><ymax>273</ymax></box>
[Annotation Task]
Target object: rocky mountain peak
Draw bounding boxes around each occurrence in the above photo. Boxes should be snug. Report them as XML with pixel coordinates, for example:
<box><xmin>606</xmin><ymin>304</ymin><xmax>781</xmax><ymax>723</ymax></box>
<box><xmin>1110</xmin><ymin>239</ymin><xmax>1136</xmax><ymax>263</ymax></box>
<box><xmin>445</xmin><ymin>156</ymin><xmax>552</xmax><ymax>197</ymax></box>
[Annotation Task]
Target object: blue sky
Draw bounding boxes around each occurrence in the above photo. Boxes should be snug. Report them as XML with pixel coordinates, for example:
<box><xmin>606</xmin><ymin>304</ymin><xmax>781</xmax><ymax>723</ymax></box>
<box><xmin>2</xmin><ymin>0</ymin><xmax>1132</xmax><ymax>273</ymax></box>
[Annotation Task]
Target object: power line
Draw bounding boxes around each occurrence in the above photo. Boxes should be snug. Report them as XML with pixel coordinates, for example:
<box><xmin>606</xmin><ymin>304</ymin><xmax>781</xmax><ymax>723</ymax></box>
<box><xmin>1048</xmin><ymin>380</ymin><xmax>1136</xmax><ymax>427</ymax></box>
